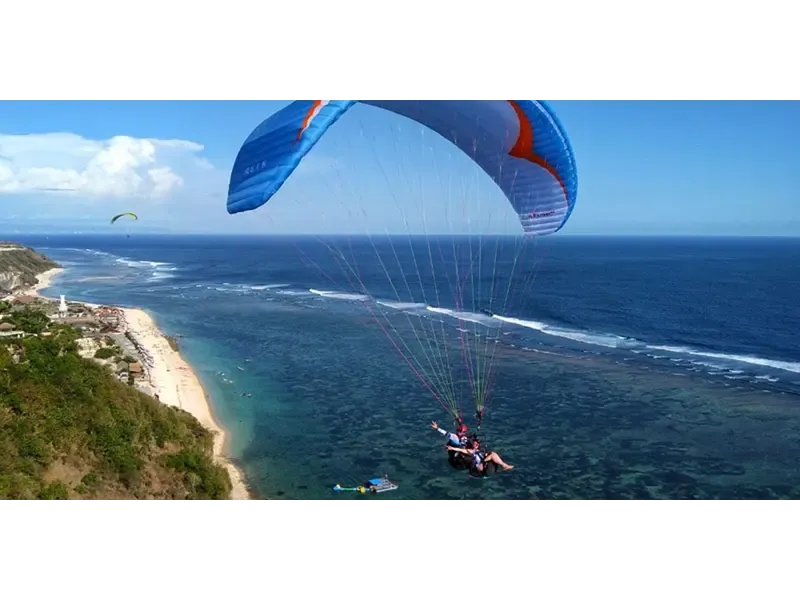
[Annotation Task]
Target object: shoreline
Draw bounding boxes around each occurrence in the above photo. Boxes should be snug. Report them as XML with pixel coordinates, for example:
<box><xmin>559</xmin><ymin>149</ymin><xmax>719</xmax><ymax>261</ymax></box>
<box><xmin>120</xmin><ymin>309</ymin><xmax>251</xmax><ymax>500</ymax></box>
<box><xmin>31</xmin><ymin>268</ymin><xmax>251</xmax><ymax>500</ymax></box>
<box><xmin>30</xmin><ymin>267</ymin><xmax>65</xmax><ymax>297</ymax></box>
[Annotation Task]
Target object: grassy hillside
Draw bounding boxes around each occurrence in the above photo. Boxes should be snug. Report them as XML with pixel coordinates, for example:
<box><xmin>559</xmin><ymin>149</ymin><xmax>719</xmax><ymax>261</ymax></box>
<box><xmin>0</xmin><ymin>307</ymin><xmax>232</xmax><ymax>500</ymax></box>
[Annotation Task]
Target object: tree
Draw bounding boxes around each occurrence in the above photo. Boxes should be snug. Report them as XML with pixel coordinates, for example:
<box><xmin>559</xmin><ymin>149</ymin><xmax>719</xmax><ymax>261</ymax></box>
<box><xmin>0</xmin><ymin>307</ymin><xmax>232</xmax><ymax>500</ymax></box>
<box><xmin>8</xmin><ymin>307</ymin><xmax>50</xmax><ymax>334</ymax></box>
<box><xmin>94</xmin><ymin>347</ymin><xmax>116</xmax><ymax>359</ymax></box>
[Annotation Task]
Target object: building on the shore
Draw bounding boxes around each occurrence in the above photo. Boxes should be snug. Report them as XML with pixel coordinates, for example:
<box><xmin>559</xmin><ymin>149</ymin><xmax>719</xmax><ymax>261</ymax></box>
<box><xmin>58</xmin><ymin>316</ymin><xmax>101</xmax><ymax>333</ymax></box>
<box><xmin>115</xmin><ymin>362</ymin><xmax>131</xmax><ymax>379</ymax></box>
<box><xmin>0</xmin><ymin>322</ymin><xmax>24</xmax><ymax>339</ymax></box>
<box><xmin>0</xmin><ymin>321</ymin><xmax>24</xmax><ymax>339</ymax></box>
<box><xmin>106</xmin><ymin>332</ymin><xmax>138</xmax><ymax>357</ymax></box>
<box><xmin>92</xmin><ymin>307</ymin><xmax>123</xmax><ymax>333</ymax></box>
<box><xmin>12</xmin><ymin>295</ymin><xmax>37</xmax><ymax>306</ymax></box>
<box><xmin>128</xmin><ymin>362</ymin><xmax>144</xmax><ymax>377</ymax></box>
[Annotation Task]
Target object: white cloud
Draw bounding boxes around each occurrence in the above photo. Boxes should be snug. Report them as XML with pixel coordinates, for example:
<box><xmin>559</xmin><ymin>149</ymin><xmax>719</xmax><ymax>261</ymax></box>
<box><xmin>0</xmin><ymin>132</ymin><xmax>210</xmax><ymax>200</ymax></box>
<box><xmin>0</xmin><ymin>130</ymin><xmax>355</xmax><ymax>233</ymax></box>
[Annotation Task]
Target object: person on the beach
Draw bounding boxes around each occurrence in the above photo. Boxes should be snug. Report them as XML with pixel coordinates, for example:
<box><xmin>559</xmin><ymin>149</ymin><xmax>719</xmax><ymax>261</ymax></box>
<box><xmin>447</xmin><ymin>437</ymin><xmax>514</xmax><ymax>475</ymax></box>
<box><xmin>431</xmin><ymin>420</ymin><xmax>468</xmax><ymax>447</ymax></box>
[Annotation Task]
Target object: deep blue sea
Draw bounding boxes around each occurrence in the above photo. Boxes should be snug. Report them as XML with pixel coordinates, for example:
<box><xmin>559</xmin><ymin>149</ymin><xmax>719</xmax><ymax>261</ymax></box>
<box><xmin>12</xmin><ymin>233</ymin><xmax>800</xmax><ymax>499</ymax></box>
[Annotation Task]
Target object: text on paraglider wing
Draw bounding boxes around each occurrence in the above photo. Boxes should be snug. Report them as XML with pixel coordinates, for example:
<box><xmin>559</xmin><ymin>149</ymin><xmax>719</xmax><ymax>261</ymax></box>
<box><xmin>244</xmin><ymin>161</ymin><xmax>270</xmax><ymax>176</ymax></box>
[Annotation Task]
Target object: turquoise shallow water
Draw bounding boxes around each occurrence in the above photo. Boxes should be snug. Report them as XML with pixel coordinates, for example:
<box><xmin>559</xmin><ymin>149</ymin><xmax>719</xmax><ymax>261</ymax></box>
<box><xmin>18</xmin><ymin>234</ymin><xmax>800</xmax><ymax>499</ymax></box>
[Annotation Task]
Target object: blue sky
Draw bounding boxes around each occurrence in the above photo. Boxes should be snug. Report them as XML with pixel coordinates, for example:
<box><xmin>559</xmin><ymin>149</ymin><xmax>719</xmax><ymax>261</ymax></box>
<box><xmin>0</xmin><ymin>101</ymin><xmax>797</xmax><ymax>235</ymax></box>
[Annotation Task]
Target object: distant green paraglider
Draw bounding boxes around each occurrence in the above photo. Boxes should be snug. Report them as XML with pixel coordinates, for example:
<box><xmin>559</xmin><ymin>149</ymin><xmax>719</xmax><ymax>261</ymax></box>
<box><xmin>110</xmin><ymin>212</ymin><xmax>138</xmax><ymax>238</ymax></box>
<box><xmin>110</xmin><ymin>212</ymin><xmax>138</xmax><ymax>225</ymax></box>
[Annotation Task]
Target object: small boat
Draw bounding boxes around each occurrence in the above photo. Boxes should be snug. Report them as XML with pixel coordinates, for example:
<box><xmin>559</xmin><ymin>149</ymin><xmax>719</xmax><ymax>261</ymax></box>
<box><xmin>332</xmin><ymin>476</ymin><xmax>398</xmax><ymax>495</ymax></box>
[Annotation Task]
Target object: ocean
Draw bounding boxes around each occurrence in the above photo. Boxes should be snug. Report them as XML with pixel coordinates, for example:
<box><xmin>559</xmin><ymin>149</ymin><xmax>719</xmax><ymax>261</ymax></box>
<box><xmin>14</xmin><ymin>233</ymin><xmax>800</xmax><ymax>499</ymax></box>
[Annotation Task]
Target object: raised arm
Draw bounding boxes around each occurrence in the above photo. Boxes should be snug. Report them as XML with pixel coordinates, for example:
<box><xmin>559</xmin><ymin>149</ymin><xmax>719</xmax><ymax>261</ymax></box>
<box><xmin>431</xmin><ymin>421</ymin><xmax>449</xmax><ymax>437</ymax></box>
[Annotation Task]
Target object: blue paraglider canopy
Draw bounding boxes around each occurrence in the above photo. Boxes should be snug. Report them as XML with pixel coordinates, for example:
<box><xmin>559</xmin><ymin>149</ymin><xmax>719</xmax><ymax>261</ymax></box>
<box><xmin>227</xmin><ymin>100</ymin><xmax>578</xmax><ymax>237</ymax></box>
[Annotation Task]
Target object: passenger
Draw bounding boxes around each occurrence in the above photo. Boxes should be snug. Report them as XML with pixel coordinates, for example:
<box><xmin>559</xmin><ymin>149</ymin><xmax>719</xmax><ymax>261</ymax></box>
<box><xmin>431</xmin><ymin>420</ymin><xmax>468</xmax><ymax>447</ymax></box>
<box><xmin>447</xmin><ymin>438</ymin><xmax>514</xmax><ymax>475</ymax></box>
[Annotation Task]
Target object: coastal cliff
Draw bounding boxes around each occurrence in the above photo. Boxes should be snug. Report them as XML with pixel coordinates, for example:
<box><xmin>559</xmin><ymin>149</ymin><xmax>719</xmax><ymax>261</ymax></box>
<box><xmin>0</xmin><ymin>244</ymin><xmax>245</xmax><ymax>500</ymax></box>
<box><xmin>0</xmin><ymin>242</ymin><xmax>60</xmax><ymax>295</ymax></box>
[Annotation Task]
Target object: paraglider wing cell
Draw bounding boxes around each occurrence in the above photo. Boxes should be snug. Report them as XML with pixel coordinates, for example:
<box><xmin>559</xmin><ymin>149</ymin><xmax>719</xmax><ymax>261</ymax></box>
<box><xmin>226</xmin><ymin>100</ymin><xmax>577</xmax><ymax>236</ymax></box>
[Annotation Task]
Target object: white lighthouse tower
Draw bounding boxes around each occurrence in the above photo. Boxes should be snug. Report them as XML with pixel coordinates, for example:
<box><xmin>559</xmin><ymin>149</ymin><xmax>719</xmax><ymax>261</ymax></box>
<box><xmin>58</xmin><ymin>295</ymin><xmax>68</xmax><ymax>319</ymax></box>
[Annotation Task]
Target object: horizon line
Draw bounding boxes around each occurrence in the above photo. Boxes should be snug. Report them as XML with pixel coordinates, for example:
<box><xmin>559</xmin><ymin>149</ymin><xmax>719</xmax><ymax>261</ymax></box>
<box><xmin>2</xmin><ymin>231</ymin><xmax>799</xmax><ymax>239</ymax></box>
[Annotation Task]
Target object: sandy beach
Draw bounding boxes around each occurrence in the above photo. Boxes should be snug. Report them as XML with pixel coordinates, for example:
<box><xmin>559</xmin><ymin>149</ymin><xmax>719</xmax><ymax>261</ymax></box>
<box><xmin>120</xmin><ymin>308</ymin><xmax>250</xmax><ymax>499</ymax></box>
<box><xmin>30</xmin><ymin>268</ymin><xmax>251</xmax><ymax>499</ymax></box>
<box><xmin>30</xmin><ymin>267</ymin><xmax>65</xmax><ymax>297</ymax></box>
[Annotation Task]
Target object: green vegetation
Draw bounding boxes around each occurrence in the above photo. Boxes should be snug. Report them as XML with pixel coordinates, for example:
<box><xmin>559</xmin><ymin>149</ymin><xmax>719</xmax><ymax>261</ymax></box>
<box><xmin>94</xmin><ymin>346</ymin><xmax>121</xmax><ymax>360</ymax></box>
<box><xmin>6</xmin><ymin>307</ymin><xmax>50</xmax><ymax>334</ymax></box>
<box><xmin>0</xmin><ymin>308</ymin><xmax>232</xmax><ymax>500</ymax></box>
